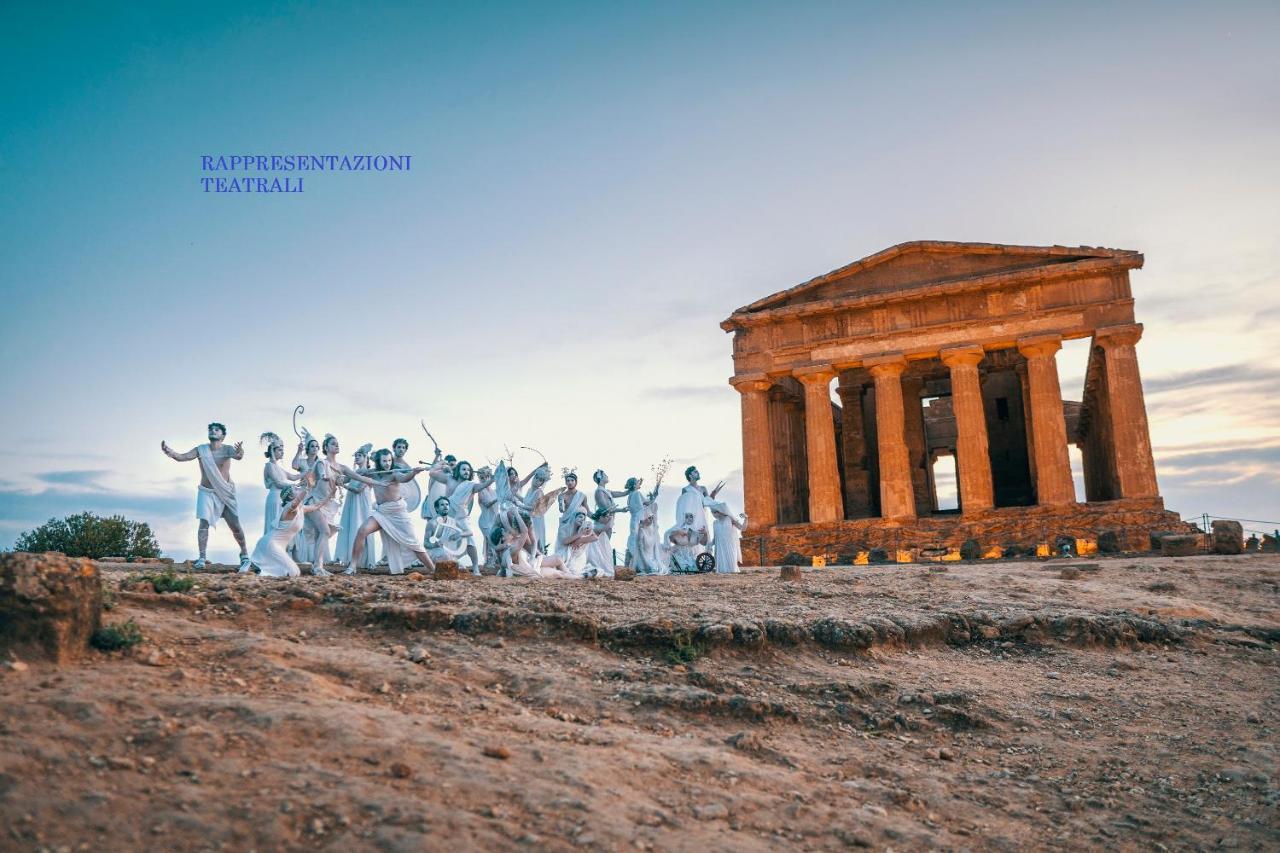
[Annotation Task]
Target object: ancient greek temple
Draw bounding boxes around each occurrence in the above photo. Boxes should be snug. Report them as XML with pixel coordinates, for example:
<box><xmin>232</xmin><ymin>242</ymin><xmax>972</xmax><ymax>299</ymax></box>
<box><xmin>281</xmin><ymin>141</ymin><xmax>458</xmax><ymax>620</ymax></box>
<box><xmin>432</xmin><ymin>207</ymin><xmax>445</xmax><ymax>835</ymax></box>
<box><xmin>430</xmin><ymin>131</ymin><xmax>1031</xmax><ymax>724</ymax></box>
<box><xmin>722</xmin><ymin>241</ymin><xmax>1185</xmax><ymax>563</ymax></box>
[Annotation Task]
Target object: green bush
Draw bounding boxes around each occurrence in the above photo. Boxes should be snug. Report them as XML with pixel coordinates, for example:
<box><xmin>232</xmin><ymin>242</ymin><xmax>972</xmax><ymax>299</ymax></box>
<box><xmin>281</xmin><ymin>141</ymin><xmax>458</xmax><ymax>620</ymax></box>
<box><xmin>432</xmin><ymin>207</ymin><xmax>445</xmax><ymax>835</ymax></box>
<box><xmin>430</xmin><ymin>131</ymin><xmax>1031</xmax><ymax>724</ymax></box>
<box><xmin>121</xmin><ymin>568</ymin><xmax>194</xmax><ymax>594</ymax></box>
<box><xmin>14</xmin><ymin>512</ymin><xmax>160</xmax><ymax>561</ymax></box>
<box><xmin>91</xmin><ymin>619</ymin><xmax>144</xmax><ymax>651</ymax></box>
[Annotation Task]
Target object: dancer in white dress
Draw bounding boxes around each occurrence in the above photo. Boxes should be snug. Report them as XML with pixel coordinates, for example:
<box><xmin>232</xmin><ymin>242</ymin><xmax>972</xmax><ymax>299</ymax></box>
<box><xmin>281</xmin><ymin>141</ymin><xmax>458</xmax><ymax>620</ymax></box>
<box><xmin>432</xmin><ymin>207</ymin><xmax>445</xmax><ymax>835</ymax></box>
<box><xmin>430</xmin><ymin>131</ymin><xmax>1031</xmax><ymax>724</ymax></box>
<box><xmin>555</xmin><ymin>471</ymin><xmax>589</xmax><ymax>559</ymax></box>
<box><xmin>490</xmin><ymin>509</ymin><xmax>573</xmax><ymax>579</ymax></box>
<box><xmin>336</xmin><ymin>444</ymin><xmax>377</xmax><ymax>572</ymax></box>
<box><xmin>586</xmin><ymin>470</ymin><xmax>635</xmax><ymax>578</ymax></box>
<box><xmin>246</xmin><ymin>479</ymin><xmax>329</xmax><ymax>578</ymax></box>
<box><xmin>634</xmin><ymin>497</ymin><xmax>669</xmax><ymax>575</ymax></box>
<box><xmin>344</xmin><ymin>449</ymin><xmax>436</xmax><ymax>575</ymax></box>
<box><xmin>623</xmin><ymin>477</ymin><xmax>660</xmax><ymax>567</ymax></box>
<box><xmin>522</xmin><ymin>464</ymin><xmax>559</xmax><ymax>554</ymax></box>
<box><xmin>259</xmin><ymin>432</ymin><xmax>299</xmax><ymax>543</ymax></box>
<box><xmin>301</xmin><ymin>435</ymin><xmax>344</xmax><ymax>575</ymax></box>
<box><xmin>290</xmin><ymin>435</ymin><xmax>321</xmax><ymax>563</ymax></box>
<box><xmin>704</xmin><ymin>498</ymin><xmax>747</xmax><ymax>574</ymax></box>
<box><xmin>676</xmin><ymin>466</ymin><xmax>723</xmax><ymax>556</ymax></box>
<box><xmin>559</xmin><ymin>510</ymin><xmax>602</xmax><ymax>578</ymax></box>
<box><xmin>161</xmin><ymin>422</ymin><xmax>249</xmax><ymax>570</ymax></box>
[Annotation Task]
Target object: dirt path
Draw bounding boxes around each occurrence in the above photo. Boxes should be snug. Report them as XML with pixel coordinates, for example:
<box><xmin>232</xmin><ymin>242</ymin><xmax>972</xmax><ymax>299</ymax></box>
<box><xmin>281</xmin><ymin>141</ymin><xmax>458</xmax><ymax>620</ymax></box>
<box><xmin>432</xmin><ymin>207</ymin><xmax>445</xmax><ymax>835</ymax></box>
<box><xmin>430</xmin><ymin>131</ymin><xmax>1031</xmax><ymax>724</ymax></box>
<box><xmin>2</xmin><ymin>555</ymin><xmax>1277</xmax><ymax>850</ymax></box>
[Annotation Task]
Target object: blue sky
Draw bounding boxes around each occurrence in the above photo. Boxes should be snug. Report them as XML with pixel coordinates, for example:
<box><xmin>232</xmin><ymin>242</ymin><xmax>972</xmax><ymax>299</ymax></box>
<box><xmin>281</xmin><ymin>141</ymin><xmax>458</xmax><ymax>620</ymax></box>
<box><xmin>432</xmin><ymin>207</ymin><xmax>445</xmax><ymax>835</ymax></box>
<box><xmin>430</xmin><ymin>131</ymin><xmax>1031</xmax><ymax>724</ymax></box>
<box><xmin>2</xmin><ymin>1</ymin><xmax>1278</xmax><ymax>559</ymax></box>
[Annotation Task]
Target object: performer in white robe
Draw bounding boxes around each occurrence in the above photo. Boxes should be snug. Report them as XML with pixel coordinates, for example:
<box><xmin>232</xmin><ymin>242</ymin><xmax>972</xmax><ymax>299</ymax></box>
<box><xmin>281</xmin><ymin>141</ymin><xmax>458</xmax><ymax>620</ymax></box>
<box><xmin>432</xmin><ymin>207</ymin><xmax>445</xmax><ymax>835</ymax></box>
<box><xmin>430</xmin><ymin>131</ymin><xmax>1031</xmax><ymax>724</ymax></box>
<box><xmin>675</xmin><ymin>465</ymin><xmax>721</xmax><ymax>556</ymax></box>
<box><xmin>336</xmin><ymin>444</ymin><xmax>377</xmax><ymax>572</ymax></box>
<box><xmin>161</xmin><ymin>422</ymin><xmax>249</xmax><ymax>570</ymax></box>
<box><xmin>634</xmin><ymin>496</ymin><xmax>669</xmax><ymax>575</ymax></box>
<box><xmin>247</xmin><ymin>481</ymin><xmax>329</xmax><ymax>578</ymax></box>
<box><xmin>522</xmin><ymin>464</ymin><xmax>556</xmax><ymax>554</ymax></box>
<box><xmin>560</xmin><ymin>510</ymin><xmax>601</xmax><ymax>578</ymax></box>
<box><xmin>343</xmin><ymin>449</ymin><xmax>436</xmax><ymax>575</ymax></box>
<box><xmin>421</xmin><ymin>453</ymin><xmax>457</xmax><ymax>531</ymax></box>
<box><xmin>302</xmin><ymin>435</ymin><xmax>344</xmax><ymax>575</ymax></box>
<box><xmin>623</xmin><ymin>477</ymin><xmax>661</xmax><ymax>567</ymax></box>
<box><xmin>476</xmin><ymin>467</ymin><xmax>499</xmax><ymax>571</ymax></box>
<box><xmin>425</xmin><ymin>496</ymin><xmax>470</xmax><ymax>565</ymax></box>
<box><xmin>492</xmin><ymin>510</ymin><xmax>572</xmax><ymax>579</ymax></box>
<box><xmin>554</xmin><ymin>471</ymin><xmax>589</xmax><ymax>559</ymax></box>
<box><xmin>429</xmin><ymin>458</ymin><xmax>492</xmax><ymax>572</ymax></box>
<box><xmin>665</xmin><ymin>512</ymin><xmax>701</xmax><ymax>573</ymax></box>
<box><xmin>290</xmin><ymin>435</ymin><xmax>321</xmax><ymax>563</ymax></box>
<box><xmin>586</xmin><ymin>469</ymin><xmax>635</xmax><ymax>578</ymax></box>
<box><xmin>704</xmin><ymin>498</ymin><xmax>747</xmax><ymax>574</ymax></box>
<box><xmin>260</xmin><ymin>433</ymin><xmax>300</xmax><ymax>542</ymax></box>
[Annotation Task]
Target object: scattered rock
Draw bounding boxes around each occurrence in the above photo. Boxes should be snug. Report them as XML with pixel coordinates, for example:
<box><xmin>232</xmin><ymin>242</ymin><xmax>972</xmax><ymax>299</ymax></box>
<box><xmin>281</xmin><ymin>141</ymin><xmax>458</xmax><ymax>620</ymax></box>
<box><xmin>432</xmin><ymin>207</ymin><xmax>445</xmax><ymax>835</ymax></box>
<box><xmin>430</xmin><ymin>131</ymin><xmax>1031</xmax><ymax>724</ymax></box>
<box><xmin>434</xmin><ymin>561</ymin><xmax>463</xmax><ymax>581</ymax></box>
<box><xmin>6</xmin><ymin>659</ymin><xmax>29</xmax><ymax>673</ymax></box>
<box><xmin>1211</xmin><ymin>520</ymin><xmax>1244</xmax><ymax>555</ymax></box>
<box><xmin>287</xmin><ymin>598</ymin><xmax>315</xmax><ymax>611</ymax></box>
<box><xmin>693</xmin><ymin>803</ymin><xmax>728</xmax><ymax>821</ymax></box>
<box><xmin>408</xmin><ymin>646</ymin><xmax>430</xmax><ymax>663</ymax></box>
<box><xmin>0</xmin><ymin>552</ymin><xmax>103</xmax><ymax>662</ymax></box>
<box><xmin>1059</xmin><ymin>568</ymin><xmax>1080</xmax><ymax>580</ymax></box>
<box><xmin>389</xmin><ymin>762</ymin><xmax>413</xmax><ymax>779</ymax></box>
<box><xmin>938</xmin><ymin>747</ymin><xmax>955</xmax><ymax>761</ymax></box>
<box><xmin>406</xmin><ymin>572</ymin><xmax>425</xmax><ymax>582</ymax></box>
<box><xmin>780</xmin><ymin>565</ymin><xmax>803</xmax><ymax>581</ymax></box>
<box><xmin>482</xmin><ymin>744</ymin><xmax>511</xmax><ymax>760</ymax></box>
<box><xmin>614</xmin><ymin>567</ymin><xmax>637</xmax><ymax>581</ymax></box>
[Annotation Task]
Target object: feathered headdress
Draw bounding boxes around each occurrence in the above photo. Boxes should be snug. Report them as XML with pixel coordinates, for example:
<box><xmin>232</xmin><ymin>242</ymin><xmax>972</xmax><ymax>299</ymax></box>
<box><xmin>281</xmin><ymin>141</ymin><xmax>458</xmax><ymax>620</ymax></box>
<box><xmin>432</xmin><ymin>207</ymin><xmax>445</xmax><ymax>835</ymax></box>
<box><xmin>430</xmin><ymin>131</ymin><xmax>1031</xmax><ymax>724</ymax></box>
<box><xmin>561</xmin><ymin>465</ymin><xmax>577</xmax><ymax>480</ymax></box>
<box><xmin>355</xmin><ymin>442</ymin><xmax>373</xmax><ymax>461</ymax></box>
<box><xmin>260</xmin><ymin>431</ymin><xmax>283</xmax><ymax>448</ymax></box>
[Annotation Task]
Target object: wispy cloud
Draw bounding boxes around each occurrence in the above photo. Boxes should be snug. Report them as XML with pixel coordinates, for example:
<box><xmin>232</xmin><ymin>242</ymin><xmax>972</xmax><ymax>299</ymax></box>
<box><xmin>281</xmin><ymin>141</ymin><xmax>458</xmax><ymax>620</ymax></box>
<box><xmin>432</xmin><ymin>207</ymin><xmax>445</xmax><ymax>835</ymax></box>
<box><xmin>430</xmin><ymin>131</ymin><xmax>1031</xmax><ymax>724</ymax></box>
<box><xmin>641</xmin><ymin>384</ymin><xmax>732</xmax><ymax>403</ymax></box>
<box><xmin>33</xmin><ymin>469</ymin><xmax>112</xmax><ymax>489</ymax></box>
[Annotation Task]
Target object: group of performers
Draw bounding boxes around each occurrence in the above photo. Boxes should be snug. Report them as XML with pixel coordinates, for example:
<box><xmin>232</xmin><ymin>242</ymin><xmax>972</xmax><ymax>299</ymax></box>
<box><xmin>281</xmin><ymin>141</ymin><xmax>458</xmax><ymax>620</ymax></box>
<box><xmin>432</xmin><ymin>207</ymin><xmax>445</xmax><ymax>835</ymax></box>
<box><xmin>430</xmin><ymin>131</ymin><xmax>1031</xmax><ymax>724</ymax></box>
<box><xmin>161</xmin><ymin>422</ymin><xmax>748</xmax><ymax>580</ymax></box>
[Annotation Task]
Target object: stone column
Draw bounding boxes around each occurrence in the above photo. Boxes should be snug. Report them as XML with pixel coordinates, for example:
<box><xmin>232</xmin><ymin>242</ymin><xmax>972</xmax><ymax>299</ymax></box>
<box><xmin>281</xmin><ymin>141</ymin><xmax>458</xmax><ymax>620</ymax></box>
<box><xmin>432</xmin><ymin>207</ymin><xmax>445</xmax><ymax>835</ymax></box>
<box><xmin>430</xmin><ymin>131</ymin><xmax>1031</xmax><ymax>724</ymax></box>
<box><xmin>865</xmin><ymin>354</ymin><xmax>916</xmax><ymax>519</ymax></box>
<box><xmin>730</xmin><ymin>374</ymin><xmax>777</xmax><ymax>528</ymax></box>
<box><xmin>795</xmin><ymin>366</ymin><xmax>842</xmax><ymax>523</ymax></box>
<box><xmin>1016</xmin><ymin>335</ymin><xmax>1076</xmax><ymax>505</ymax></box>
<box><xmin>940</xmin><ymin>344</ymin><xmax>994</xmax><ymax>514</ymax></box>
<box><xmin>1095</xmin><ymin>324</ymin><xmax>1159</xmax><ymax>498</ymax></box>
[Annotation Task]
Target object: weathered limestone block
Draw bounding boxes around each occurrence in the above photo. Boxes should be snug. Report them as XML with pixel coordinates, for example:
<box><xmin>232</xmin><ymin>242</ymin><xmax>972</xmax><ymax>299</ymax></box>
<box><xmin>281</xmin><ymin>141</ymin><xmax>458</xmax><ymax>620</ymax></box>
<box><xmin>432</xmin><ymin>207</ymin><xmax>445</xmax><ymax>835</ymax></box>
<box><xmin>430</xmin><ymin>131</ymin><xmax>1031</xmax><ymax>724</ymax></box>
<box><xmin>1210</xmin><ymin>520</ymin><xmax>1244</xmax><ymax>555</ymax></box>
<box><xmin>0</xmin><ymin>552</ymin><xmax>103</xmax><ymax>662</ymax></box>
<box><xmin>614</xmin><ymin>567</ymin><xmax>637</xmax><ymax>581</ymax></box>
<box><xmin>780</xmin><ymin>565</ymin><xmax>803</xmax><ymax>581</ymax></box>
<box><xmin>1159</xmin><ymin>534</ymin><xmax>1199</xmax><ymax>557</ymax></box>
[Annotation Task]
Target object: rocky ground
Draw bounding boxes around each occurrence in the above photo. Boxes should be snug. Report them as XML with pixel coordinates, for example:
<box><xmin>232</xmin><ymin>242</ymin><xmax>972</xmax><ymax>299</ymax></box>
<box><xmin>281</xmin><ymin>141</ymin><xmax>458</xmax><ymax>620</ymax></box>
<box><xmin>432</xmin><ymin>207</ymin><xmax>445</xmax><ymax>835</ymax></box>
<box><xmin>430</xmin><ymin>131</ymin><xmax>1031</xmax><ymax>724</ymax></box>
<box><xmin>2</xmin><ymin>554</ymin><xmax>1277</xmax><ymax>851</ymax></box>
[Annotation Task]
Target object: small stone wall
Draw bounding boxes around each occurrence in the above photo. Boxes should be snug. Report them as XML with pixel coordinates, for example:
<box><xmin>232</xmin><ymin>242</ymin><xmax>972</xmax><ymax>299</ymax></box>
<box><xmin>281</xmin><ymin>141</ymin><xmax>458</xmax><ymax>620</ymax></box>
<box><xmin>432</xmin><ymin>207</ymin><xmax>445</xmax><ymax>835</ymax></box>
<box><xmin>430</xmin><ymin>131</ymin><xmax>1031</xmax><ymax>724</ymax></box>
<box><xmin>740</xmin><ymin>498</ymin><xmax>1194</xmax><ymax>566</ymax></box>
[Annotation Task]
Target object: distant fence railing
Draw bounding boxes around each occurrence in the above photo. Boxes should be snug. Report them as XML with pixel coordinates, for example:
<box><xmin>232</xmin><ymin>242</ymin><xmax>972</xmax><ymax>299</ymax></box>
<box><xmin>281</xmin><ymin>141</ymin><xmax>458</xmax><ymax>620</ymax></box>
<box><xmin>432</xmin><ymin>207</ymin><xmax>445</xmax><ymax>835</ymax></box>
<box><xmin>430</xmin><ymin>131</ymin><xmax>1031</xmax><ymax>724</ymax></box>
<box><xmin>1182</xmin><ymin>513</ymin><xmax>1279</xmax><ymax>551</ymax></box>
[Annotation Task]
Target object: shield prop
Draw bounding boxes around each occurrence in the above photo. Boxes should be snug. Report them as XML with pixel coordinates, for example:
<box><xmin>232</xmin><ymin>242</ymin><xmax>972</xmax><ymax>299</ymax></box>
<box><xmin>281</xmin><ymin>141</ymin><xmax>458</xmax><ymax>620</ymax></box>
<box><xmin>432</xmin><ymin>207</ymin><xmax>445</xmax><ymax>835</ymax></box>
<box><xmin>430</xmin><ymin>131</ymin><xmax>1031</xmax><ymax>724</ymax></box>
<box><xmin>401</xmin><ymin>478</ymin><xmax>422</xmax><ymax>513</ymax></box>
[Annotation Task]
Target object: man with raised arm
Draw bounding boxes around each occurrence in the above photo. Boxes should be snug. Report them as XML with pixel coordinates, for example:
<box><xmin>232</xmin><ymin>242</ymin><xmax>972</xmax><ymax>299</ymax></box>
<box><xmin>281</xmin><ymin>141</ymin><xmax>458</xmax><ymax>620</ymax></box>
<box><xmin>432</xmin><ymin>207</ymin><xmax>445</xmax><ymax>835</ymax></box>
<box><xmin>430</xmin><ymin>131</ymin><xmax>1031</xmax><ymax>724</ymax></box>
<box><xmin>161</xmin><ymin>422</ymin><xmax>249</xmax><ymax>570</ymax></box>
<box><xmin>676</xmin><ymin>465</ymin><xmax>721</xmax><ymax>556</ymax></box>
<box><xmin>343</xmin><ymin>448</ymin><xmax>436</xmax><ymax>575</ymax></box>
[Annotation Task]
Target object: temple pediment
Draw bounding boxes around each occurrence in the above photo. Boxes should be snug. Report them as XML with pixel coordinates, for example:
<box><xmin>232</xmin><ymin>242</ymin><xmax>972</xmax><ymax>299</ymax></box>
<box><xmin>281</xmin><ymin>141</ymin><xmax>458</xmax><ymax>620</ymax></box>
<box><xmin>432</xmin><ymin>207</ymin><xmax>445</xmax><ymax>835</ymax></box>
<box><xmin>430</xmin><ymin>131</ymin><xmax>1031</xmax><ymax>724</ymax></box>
<box><xmin>728</xmin><ymin>241</ymin><xmax>1142</xmax><ymax>320</ymax></box>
